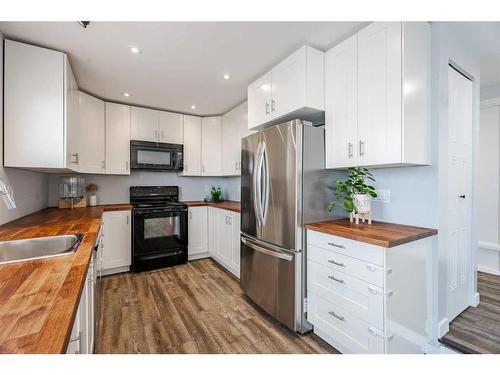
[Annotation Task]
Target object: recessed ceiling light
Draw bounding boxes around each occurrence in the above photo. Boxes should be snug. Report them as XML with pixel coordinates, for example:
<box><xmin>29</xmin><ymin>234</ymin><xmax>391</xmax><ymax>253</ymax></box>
<box><xmin>129</xmin><ymin>46</ymin><xmax>141</xmax><ymax>54</ymax></box>
<box><xmin>123</xmin><ymin>92</ymin><xmax>130</xmax><ymax>97</ymax></box>
<box><xmin>223</xmin><ymin>74</ymin><xmax>231</xmax><ymax>80</ymax></box>
<box><xmin>191</xmin><ymin>105</ymin><xmax>196</xmax><ymax>110</ymax></box>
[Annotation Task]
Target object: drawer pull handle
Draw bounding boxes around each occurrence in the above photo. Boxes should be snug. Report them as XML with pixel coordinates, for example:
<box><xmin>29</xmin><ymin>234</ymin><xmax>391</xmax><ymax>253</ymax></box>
<box><xmin>368</xmin><ymin>327</ymin><xmax>380</xmax><ymax>337</ymax></box>
<box><xmin>366</xmin><ymin>264</ymin><xmax>377</xmax><ymax>272</ymax></box>
<box><xmin>328</xmin><ymin>242</ymin><xmax>345</xmax><ymax>249</ymax></box>
<box><xmin>328</xmin><ymin>275</ymin><xmax>345</xmax><ymax>284</ymax></box>
<box><xmin>368</xmin><ymin>286</ymin><xmax>378</xmax><ymax>294</ymax></box>
<box><xmin>328</xmin><ymin>259</ymin><xmax>345</xmax><ymax>267</ymax></box>
<box><xmin>328</xmin><ymin>311</ymin><xmax>345</xmax><ymax>321</ymax></box>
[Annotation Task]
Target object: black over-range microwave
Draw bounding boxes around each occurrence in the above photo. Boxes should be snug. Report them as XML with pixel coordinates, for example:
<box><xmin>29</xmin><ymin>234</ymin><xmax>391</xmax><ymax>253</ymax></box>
<box><xmin>130</xmin><ymin>141</ymin><xmax>183</xmax><ymax>172</ymax></box>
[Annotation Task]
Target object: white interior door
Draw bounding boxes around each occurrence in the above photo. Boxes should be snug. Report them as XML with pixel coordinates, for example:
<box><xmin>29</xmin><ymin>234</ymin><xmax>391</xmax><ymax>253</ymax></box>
<box><xmin>447</xmin><ymin>65</ymin><xmax>474</xmax><ymax>321</ymax></box>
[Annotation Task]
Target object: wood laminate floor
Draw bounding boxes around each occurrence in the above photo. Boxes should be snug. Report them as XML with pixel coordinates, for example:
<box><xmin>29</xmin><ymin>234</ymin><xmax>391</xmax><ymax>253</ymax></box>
<box><xmin>440</xmin><ymin>272</ymin><xmax>500</xmax><ymax>354</ymax></box>
<box><xmin>95</xmin><ymin>258</ymin><xmax>337</xmax><ymax>354</ymax></box>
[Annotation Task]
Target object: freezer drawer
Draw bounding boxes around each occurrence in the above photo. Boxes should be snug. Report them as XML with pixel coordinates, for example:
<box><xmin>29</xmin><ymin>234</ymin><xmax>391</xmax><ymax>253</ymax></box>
<box><xmin>240</xmin><ymin>235</ymin><xmax>296</xmax><ymax>330</ymax></box>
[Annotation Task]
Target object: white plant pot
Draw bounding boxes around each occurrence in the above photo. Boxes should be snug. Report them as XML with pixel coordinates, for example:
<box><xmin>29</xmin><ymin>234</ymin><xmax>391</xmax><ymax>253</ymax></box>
<box><xmin>353</xmin><ymin>194</ymin><xmax>371</xmax><ymax>213</ymax></box>
<box><xmin>89</xmin><ymin>195</ymin><xmax>97</xmax><ymax>207</ymax></box>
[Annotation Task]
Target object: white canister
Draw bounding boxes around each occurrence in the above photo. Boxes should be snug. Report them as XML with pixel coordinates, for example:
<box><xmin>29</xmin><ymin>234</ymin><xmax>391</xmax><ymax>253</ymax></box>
<box><xmin>353</xmin><ymin>194</ymin><xmax>371</xmax><ymax>213</ymax></box>
<box><xmin>89</xmin><ymin>195</ymin><xmax>97</xmax><ymax>207</ymax></box>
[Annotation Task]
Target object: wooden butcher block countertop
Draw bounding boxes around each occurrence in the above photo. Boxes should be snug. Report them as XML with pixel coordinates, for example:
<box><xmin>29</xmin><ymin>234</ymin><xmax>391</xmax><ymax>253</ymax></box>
<box><xmin>184</xmin><ymin>200</ymin><xmax>240</xmax><ymax>213</ymax></box>
<box><xmin>305</xmin><ymin>218</ymin><xmax>437</xmax><ymax>248</ymax></box>
<box><xmin>0</xmin><ymin>204</ymin><xmax>131</xmax><ymax>354</ymax></box>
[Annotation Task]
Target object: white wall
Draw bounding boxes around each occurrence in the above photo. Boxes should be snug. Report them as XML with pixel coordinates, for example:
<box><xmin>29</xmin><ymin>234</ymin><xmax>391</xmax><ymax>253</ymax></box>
<box><xmin>477</xmin><ymin>103</ymin><xmax>500</xmax><ymax>275</ymax></box>
<box><xmin>481</xmin><ymin>84</ymin><xmax>500</xmax><ymax>101</ymax></box>
<box><xmin>0</xmin><ymin>33</ymin><xmax>49</xmax><ymax>225</ymax></box>
<box><xmin>47</xmin><ymin>173</ymin><xmax>241</xmax><ymax>206</ymax></box>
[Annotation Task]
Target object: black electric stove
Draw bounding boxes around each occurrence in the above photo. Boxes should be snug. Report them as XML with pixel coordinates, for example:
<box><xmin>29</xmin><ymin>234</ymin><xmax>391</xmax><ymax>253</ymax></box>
<box><xmin>130</xmin><ymin>186</ymin><xmax>188</xmax><ymax>272</ymax></box>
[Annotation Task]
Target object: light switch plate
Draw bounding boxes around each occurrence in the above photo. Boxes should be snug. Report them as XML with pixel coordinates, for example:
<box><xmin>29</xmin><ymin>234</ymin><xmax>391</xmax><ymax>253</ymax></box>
<box><xmin>373</xmin><ymin>189</ymin><xmax>391</xmax><ymax>203</ymax></box>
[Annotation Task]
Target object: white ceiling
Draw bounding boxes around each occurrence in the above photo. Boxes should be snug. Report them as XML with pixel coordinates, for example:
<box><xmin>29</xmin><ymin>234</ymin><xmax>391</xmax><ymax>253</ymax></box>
<box><xmin>0</xmin><ymin>21</ymin><xmax>366</xmax><ymax>116</ymax></box>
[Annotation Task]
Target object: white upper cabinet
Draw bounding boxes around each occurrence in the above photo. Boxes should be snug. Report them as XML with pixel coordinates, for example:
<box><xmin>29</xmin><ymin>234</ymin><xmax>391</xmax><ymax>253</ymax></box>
<box><xmin>183</xmin><ymin>115</ymin><xmax>202</xmax><ymax>176</ymax></box>
<box><xmin>248</xmin><ymin>72</ymin><xmax>272</xmax><ymax>129</ymax></box>
<box><xmin>105</xmin><ymin>102</ymin><xmax>131</xmax><ymax>175</ymax></box>
<box><xmin>325</xmin><ymin>34</ymin><xmax>358</xmax><ymax>169</ymax></box>
<box><xmin>4</xmin><ymin>40</ymin><xmax>79</xmax><ymax>172</ymax></box>
<box><xmin>131</xmin><ymin>106</ymin><xmax>160</xmax><ymax>142</ymax></box>
<box><xmin>247</xmin><ymin>46</ymin><xmax>325</xmax><ymax>130</ymax></box>
<box><xmin>222</xmin><ymin>101</ymin><xmax>252</xmax><ymax>176</ymax></box>
<box><xmin>78</xmin><ymin>91</ymin><xmax>105</xmax><ymax>174</ymax></box>
<box><xmin>325</xmin><ymin>22</ymin><xmax>431</xmax><ymax>169</ymax></box>
<box><xmin>201</xmin><ymin>116</ymin><xmax>222</xmax><ymax>176</ymax></box>
<box><xmin>159</xmin><ymin>111</ymin><xmax>184</xmax><ymax>144</ymax></box>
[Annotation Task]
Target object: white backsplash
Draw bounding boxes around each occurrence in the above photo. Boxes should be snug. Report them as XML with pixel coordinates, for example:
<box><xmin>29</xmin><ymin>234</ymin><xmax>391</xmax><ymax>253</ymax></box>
<box><xmin>47</xmin><ymin>173</ymin><xmax>241</xmax><ymax>206</ymax></box>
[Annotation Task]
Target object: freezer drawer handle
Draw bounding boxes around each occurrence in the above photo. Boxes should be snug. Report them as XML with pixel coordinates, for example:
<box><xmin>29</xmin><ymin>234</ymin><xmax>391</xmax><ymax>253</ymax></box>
<box><xmin>328</xmin><ymin>259</ymin><xmax>345</xmax><ymax>267</ymax></box>
<box><xmin>241</xmin><ymin>237</ymin><xmax>293</xmax><ymax>262</ymax></box>
<box><xmin>328</xmin><ymin>275</ymin><xmax>345</xmax><ymax>284</ymax></box>
<box><xmin>328</xmin><ymin>311</ymin><xmax>345</xmax><ymax>321</ymax></box>
<box><xmin>328</xmin><ymin>242</ymin><xmax>345</xmax><ymax>249</ymax></box>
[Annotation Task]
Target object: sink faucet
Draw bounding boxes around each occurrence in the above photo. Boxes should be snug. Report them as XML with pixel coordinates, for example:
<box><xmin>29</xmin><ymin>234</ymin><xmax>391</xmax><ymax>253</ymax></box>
<box><xmin>0</xmin><ymin>177</ymin><xmax>16</xmax><ymax>209</ymax></box>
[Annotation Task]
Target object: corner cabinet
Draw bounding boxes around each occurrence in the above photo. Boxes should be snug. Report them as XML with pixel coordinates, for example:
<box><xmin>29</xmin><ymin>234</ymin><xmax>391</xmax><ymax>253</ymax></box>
<box><xmin>78</xmin><ymin>91</ymin><xmax>105</xmax><ymax>174</ymax></box>
<box><xmin>183</xmin><ymin>115</ymin><xmax>202</xmax><ymax>176</ymax></box>
<box><xmin>4</xmin><ymin>40</ymin><xmax>80</xmax><ymax>172</ymax></box>
<box><xmin>306</xmin><ymin>229</ymin><xmax>434</xmax><ymax>354</ymax></box>
<box><xmin>105</xmin><ymin>103</ymin><xmax>131</xmax><ymax>175</ymax></box>
<box><xmin>201</xmin><ymin>117</ymin><xmax>223</xmax><ymax>176</ymax></box>
<box><xmin>247</xmin><ymin>46</ymin><xmax>325</xmax><ymax>130</ymax></box>
<box><xmin>325</xmin><ymin>22</ymin><xmax>431</xmax><ymax>169</ymax></box>
<box><xmin>222</xmin><ymin>101</ymin><xmax>253</xmax><ymax>176</ymax></box>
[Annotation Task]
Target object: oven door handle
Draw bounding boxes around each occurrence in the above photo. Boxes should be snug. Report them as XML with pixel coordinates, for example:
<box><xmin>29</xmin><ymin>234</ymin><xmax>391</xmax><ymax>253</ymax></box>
<box><xmin>139</xmin><ymin>250</ymin><xmax>184</xmax><ymax>260</ymax></box>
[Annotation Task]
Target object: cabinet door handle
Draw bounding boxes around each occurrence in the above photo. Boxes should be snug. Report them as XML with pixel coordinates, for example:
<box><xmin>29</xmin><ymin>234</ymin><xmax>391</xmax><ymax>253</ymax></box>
<box><xmin>328</xmin><ymin>275</ymin><xmax>345</xmax><ymax>284</ymax></box>
<box><xmin>126</xmin><ymin>215</ymin><xmax>129</xmax><ymax>225</ymax></box>
<box><xmin>368</xmin><ymin>327</ymin><xmax>380</xmax><ymax>337</ymax></box>
<box><xmin>189</xmin><ymin>210</ymin><xmax>192</xmax><ymax>220</ymax></box>
<box><xmin>368</xmin><ymin>286</ymin><xmax>378</xmax><ymax>294</ymax></box>
<box><xmin>328</xmin><ymin>242</ymin><xmax>345</xmax><ymax>249</ymax></box>
<box><xmin>271</xmin><ymin>99</ymin><xmax>276</xmax><ymax>112</ymax></box>
<box><xmin>101</xmin><ymin>160</ymin><xmax>105</xmax><ymax>169</ymax></box>
<box><xmin>366</xmin><ymin>264</ymin><xmax>377</xmax><ymax>272</ymax></box>
<box><xmin>348</xmin><ymin>142</ymin><xmax>353</xmax><ymax>159</ymax></box>
<box><xmin>155</xmin><ymin>129</ymin><xmax>158</xmax><ymax>139</ymax></box>
<box><xmin>328</xmin><ymin>259</ymin><xmax>345</xmax><ymax>267</ymax></box>
<box><xmin>202</xmin><ymin>165</ymin><xmax>205</xmax><ymax>173</ymax></box>
<box><xmin>71</xmin><ymin>153</ymin><xmax>79</xmax><ymax>165</ymax></box>
<box><xmin>265</xmin><ymin>102</ymin><xmax>270</xmax><ymax>115</ymax></box>
<box><xmin>328</xmin><ymin>311</ymin><xmax>345</xmax><ymax>321</ymax></box>
<box><xmin>126</xmin><ymin>161</ymin><xmax>129</xmax><ymax>170</ymax></box>
<box><xmin>359</xmin><ymin>141</ymin><xmax>365</xmax><ymax>157</ymax></box>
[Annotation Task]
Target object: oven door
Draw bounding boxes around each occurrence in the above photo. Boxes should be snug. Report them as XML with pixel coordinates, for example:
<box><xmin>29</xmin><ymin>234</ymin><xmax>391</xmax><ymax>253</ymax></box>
<box><xmin>130</xmin><ymin>141</ymin><xmax>182</xmax><ymax>171</ymax></box>
<box><xmin>133</xmin><ymin>209</ymin><xmax>188</xmax><ymax>256</ymax></box>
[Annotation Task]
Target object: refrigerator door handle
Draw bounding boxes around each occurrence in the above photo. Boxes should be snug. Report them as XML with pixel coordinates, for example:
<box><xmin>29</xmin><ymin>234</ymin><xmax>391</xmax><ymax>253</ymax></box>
<box><xmin>254</xmin><ymin>141</ymin><xmax>265</xmax><ymax>226</ymax></box>
<box><xmin>261</xmin><ymin>141</ymin><xmax>270</xmax><ymax>225</ymax></box>
<box><xmin>241</xmin><ymin>236</ymin><xmax>293</xmax><ymax>262</ymax></box>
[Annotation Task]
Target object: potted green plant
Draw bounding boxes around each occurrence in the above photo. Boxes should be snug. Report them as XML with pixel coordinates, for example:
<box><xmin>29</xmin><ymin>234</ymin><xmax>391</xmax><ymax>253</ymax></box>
<box><xmin>210</xmin><ymin>186</ymin><xmax>223</xmax><ymax>202</ymax></box>
<box><xmin>327</xmin><ymin>167</ymin><xmax>377</xmax><ymax>223</ymax></box>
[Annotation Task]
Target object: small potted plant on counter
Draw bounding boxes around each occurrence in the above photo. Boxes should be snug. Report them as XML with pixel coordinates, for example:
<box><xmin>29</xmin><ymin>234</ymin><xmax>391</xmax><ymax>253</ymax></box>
<box><xmin>86</xmin><ymin>183</ymin><xmax>98</xmax><ymax>207</ymax></box>
<box><xmin>209</xmin><ymin>186</ymin><xmax>223</xmax><ymax>202</ymax></box>
<box><xmin>327</xmin><ymin>167</ymin><xmax>377</xmax><ymax>224</ymax></box>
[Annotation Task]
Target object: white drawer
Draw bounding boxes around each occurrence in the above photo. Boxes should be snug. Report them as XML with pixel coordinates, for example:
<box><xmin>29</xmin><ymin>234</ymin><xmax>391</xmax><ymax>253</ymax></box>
<box><xmin>308</xmin><ymin>292</ymin><xmax>385</xmax><ymax>354</ymax></box>
<box><xmin>307</xmin><ymin>230</ymin><xmax>384</xmax><ymax>266</ymax></box>
<box><xmin>307</xmin><ymin>260</ymin><xmax>384</xmax><ymax>329</ymax></box>
<box><xmin>307</xmin><ymin>244</ymin><xmax>384</xmax><ymax>287</ymax></box>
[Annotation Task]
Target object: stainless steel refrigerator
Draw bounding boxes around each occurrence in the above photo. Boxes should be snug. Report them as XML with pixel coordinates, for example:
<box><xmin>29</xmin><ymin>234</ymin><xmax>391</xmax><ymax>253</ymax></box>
<box><xmin>240</xmin><ymin>119</ymin><xmax>332</xmax><ymax>333</ymax></box>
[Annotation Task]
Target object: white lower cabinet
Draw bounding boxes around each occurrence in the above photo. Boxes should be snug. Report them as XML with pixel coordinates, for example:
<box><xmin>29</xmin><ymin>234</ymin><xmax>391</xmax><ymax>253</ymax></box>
<box><xmin>206</xmin><ymin>207</ymin><xmax>240</xmax><ymax>278</ymax></box>
<box><xmin>101</xmin><ymin>210</ymin><xmax>132</xmax><ymax>275</ymax></box>
<box><xmin>67</xmin><ymin>251</ymin><xmax>96</xmax><ymax>354</ymax></box>
<box><xmin>188</xmin><ymin>206</ymin><xmax>209</xmax><ymax>260</ymax></box>
<box><xmin>306</xmin><ymin>229</ymin><xmax>434</xmax><ymax>354</ymax></box>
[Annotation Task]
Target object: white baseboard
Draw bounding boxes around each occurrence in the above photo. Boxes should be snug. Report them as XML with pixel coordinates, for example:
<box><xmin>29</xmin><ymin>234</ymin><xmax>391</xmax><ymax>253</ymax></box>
<box><xmin>472</xmin><ymin>292</ymin><xmax>480</xmax><ymax>307</ymax></box>
<box><xmin>188</xmin><ymin>252</ymin><xmax>210</xmax><ymax>261</ymax></box>
<box><xmin>477</xmin><ymin>265</ymin><xmax>500</xmax><ymax>276</ymax></box>
<box><xmin>438</xmin><ymin>318</ymin><xmax>450</xmax><ymax>338</ymax></box>
<box><xmin>100</xmin><ymin>265</ymin><xmax>130</xmax><ymax>276</ymax></box>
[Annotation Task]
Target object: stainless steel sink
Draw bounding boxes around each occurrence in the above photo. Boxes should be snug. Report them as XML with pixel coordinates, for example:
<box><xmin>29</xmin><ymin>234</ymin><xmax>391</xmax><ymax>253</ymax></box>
<box><xmin>0</xmin><ymin>233</ymin><xmax>83</xmax><ymax>265</ymax></box>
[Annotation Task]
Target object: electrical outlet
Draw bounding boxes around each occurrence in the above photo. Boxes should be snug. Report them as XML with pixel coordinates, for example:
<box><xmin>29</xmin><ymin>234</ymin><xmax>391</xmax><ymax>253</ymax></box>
<box><xmin>373</xmin><ymin>189</ymin><xmax>391</xmax><ymax>203</ymax></box>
